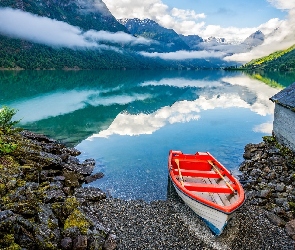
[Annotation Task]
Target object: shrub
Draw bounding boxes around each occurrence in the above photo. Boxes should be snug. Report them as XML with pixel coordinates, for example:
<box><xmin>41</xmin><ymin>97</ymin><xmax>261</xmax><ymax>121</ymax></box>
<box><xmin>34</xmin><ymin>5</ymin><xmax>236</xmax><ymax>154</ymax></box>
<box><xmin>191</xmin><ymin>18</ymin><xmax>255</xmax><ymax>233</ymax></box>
<box><xmin>0</xmin><ymin>106</ymin><xmax>20</xmax><ymax>133</ymax></box>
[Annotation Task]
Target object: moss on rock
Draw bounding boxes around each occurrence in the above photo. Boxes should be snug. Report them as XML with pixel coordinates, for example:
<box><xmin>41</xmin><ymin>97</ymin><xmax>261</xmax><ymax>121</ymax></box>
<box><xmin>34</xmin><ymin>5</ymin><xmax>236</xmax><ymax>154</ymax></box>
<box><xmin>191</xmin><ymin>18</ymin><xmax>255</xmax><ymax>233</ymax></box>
<box><xmin>64</xmin><ymin>209</ymin><xmax>91</xmax><ymax>235</ymax></box>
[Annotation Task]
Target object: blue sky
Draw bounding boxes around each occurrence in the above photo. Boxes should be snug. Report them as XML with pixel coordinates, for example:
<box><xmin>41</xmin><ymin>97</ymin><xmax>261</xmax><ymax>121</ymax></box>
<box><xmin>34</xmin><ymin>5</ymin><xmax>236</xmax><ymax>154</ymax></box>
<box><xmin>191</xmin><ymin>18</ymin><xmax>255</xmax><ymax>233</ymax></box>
<box><xmin>161</xmin><ymin>0</ymin><xmax>286</xmax><ymax>27</ymax></box>
<box><xmin>104</xmin><ymin>0</ymin><xmax>291</xmax><ymax>42</ymax></box>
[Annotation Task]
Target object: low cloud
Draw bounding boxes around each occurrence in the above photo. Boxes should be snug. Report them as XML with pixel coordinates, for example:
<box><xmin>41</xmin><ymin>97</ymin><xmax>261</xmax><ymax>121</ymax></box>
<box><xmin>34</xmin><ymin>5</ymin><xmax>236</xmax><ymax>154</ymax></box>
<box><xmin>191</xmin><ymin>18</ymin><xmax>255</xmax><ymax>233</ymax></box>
<box><xmin>225</xmin><ymin>11</ymin><xmax>295</xmax><ymax>62</ymax></box>
<box><xmin>84</xmin><ymin>30</ymin><xmax>152</xmax><ymax>45</ymax></box>
<box><xmin>140</xmin><ymin>50</ymin><xmax>226</xmax><ymax>60</ymax></box>
<box><xmin>0</xmin><ymin>7</ymin><xmax>152</xmax><ymax>49</ymax></box>
<box><xmin>140</xmin><ymin>78</ymin><xmax>222</xmax><ymax>88</ymax></box>
<box><xmin>253</xmin><ymin>122</ymin><xmax>273</xmax><ymax>133</ymax></box>
<box><xmin>103</xmin><ymin>0</ymin><xmax>281</xmax><ymax>42</ymax></box>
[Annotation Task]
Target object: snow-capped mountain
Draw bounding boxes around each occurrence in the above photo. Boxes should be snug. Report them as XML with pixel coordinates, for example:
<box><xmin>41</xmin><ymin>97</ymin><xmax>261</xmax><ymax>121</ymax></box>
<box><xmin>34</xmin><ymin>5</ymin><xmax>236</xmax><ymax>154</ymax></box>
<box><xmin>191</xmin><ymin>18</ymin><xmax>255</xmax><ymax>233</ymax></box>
<box><xmin>118</xmin><ymin>18</ymin><xmax>190</xmax><ymax>52</ymax></box>
<box><xmin>242</xmin><ymin>30</ymin><xmax>265</xmax><ymax>49</ymax></box>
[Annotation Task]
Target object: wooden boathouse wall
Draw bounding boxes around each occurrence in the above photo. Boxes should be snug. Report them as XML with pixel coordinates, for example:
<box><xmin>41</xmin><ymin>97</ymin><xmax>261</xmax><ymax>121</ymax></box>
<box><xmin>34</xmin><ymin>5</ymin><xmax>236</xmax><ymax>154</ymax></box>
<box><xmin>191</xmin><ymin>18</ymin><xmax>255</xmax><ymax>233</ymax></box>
<box><xmin>270</xmin><ymin>82</ymin><xmax>295</xmax><ymax>152</ymax></box>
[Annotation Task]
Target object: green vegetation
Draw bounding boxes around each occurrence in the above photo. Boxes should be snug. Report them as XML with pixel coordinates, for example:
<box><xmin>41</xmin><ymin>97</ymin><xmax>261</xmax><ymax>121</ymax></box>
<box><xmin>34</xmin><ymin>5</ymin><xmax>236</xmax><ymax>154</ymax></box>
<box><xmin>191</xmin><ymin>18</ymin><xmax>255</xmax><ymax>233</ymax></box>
<box><xmin>64</xmin><ymin>209</ymin><xmax>90</xmax><ymax>234</ymax></box>
<box><xmin>0</xmin><ymin>106</ymin><xmax>20</xmax><ymax>133</ymax></box>
<box><xmin>246</xmin><ymin>73</ymin><xmax>284</xmax><ymax>89</ymax></box>
<box><xmin>0</xmin><ymin>106</ymin><xmax>20</xmax><ymax>155</ymax></box>
<box><xmin>241</xmin><ymin>44</ymin><xmax>295</xmax><ymax>71</ymax></box>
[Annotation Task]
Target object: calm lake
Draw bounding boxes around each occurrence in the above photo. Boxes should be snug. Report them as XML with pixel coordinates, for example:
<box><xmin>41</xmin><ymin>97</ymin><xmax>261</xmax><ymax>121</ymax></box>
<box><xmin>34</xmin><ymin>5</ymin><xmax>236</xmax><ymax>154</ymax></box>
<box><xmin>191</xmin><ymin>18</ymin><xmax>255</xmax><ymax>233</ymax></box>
<box><xmin>0</xmin><ymin>70</ymin><xmax>294</xmax><ymax>201</ymax></box>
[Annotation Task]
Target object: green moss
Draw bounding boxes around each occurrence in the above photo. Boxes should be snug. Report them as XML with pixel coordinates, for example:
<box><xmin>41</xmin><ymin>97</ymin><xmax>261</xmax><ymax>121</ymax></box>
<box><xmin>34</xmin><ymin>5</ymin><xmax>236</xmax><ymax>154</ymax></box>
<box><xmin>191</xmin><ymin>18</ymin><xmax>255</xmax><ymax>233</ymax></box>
<box><xmin>0</xmin><ymin>234</ymin><xmax>15</xmax><ymax>246</ymax></box>
<box><xmin>289</xmin><ymin>202</ymin><xmax>295</xmax><ymax>212</ymax></box>
<box><xmin>263</xmin><ymin>135</ymin><xmax>276</xmax><ymax>143</ymax></box>
<box><xmin>64</xmin><ymin>209</ymin><xmax>90</xmax><ymax>234</ymax></box>
<box><xmin>16</xmin><ymin>179</ymin><xmax>26</xmax><ymax>187</ymax></box>
<box><xmin>64</xmin><ymin>197</ymin><xmax>79</xmax><ymax>212</ymax></box>
<box><xmin>0</xmin><ymin>183</ymin><xmax>6</xmax><ymax>196</ymax></box>
<box><xmin>2</xmin><ymin>243</ymin><xmax>21</xmax><ymax>250</ymax></box>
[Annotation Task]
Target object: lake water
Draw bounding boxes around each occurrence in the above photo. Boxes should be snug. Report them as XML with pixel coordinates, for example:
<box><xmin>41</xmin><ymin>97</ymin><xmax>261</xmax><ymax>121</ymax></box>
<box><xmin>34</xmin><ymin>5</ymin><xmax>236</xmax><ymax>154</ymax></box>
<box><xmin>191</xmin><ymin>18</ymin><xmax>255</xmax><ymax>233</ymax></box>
<box><xmin>0</xmin><ymin>69</ymin><xmax>293</xmax><ymax>201</ymax></box>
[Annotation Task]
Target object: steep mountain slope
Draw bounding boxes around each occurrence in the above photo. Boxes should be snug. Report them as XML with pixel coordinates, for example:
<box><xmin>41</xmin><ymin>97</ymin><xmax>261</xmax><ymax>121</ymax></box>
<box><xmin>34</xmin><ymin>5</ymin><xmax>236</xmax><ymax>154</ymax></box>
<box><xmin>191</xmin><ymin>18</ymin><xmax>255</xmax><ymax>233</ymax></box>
<box><xmin>242</xmin><ymin>44</ymin><xmax>295</xmax><ymax>71</ymax></box>
<box><xmin>118</xmin><ymin>18</ymin><xmax>190</xmax><ymax>52</ymax></box>
<box><xmin>0</xmin><ymin>0</ymin><xmax>127</xmax><ymax>32</ymax></box>
<box><xmin>241</xmin><ymin>30</ymin><xmax>264</xmax><ymax>49</ymax></box>
<box><xmin>179</xmin><ymin>34</ymin><xmax>203</xmax><ymax>50</ymax></box>
<box><xmin>0</xmin><ymin>1</ymin><xmax>231</xmax><ymax>69</ymax></box>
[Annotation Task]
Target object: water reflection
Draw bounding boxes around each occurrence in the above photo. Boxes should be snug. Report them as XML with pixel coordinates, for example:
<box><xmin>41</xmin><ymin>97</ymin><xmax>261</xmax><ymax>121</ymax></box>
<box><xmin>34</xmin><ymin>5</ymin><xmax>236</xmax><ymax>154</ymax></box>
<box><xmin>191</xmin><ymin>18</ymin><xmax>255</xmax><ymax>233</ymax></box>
<box><xmin>0</xmin><ymin>69</ymin><xmax>289</xmax><ymax>201</ymax></box>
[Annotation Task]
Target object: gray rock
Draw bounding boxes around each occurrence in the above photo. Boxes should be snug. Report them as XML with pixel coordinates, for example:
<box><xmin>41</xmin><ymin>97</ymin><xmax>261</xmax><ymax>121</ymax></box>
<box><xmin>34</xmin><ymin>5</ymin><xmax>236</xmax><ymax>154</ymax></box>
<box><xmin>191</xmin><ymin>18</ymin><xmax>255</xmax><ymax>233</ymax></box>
<box><xmin>285</xmin><ymin>219</ymin><xmax>295</xmax><ymax>240</ymax></box>
<box><xmin>276</xmin><ymin>183</ymin><xmax>286</xmax><ymax>192</ymax></box>
<box><xmin>73</xmin><ymin>235</ymin><xmax>88</xmax><ymax>250</ymax></box>
<box><xmin>103</xmin><ymin>233</ymin><xmax>117</xmax><ymax>250</ymax></box>
<box><xmin>266</xmin><ymin>212</ymin><xmax>286</xmax><ymax>227</ymax></box>
<box><xmin>275</xmin><ymin>198</ymin><xmax>288</xmax><ymax>206</ymax></box>
<box><xmin>85</xmin><ymin>172</ymin><xmax>104</xmax><ymax>184</ymax></box>
<box><xmin>74</xmin><ymin>187</ymin><xmax>106</xmax><ymax>202</ymax></box>
<box><xmin>35</xmin><ymin>204</ymin><xmax>60</xmax><ymax>249</ymax></box>
<box><xmin>64</xmin><ymin>159</ymin><xmax>95</xmax><ymax>176</ymax></box>
<box><xmin>257</xmin><ymin>189</ymin><xmax>271</xmax><ymax>198</ymax></box>
<box><xmin>61</xmin><ymin>237</ymin><xmax>73</xmax><ymax>250</ymax></box>
<box><xmin>44</xmin><ymin>188</ymin><xmax>66</xmax><ymax>203</ymax></box>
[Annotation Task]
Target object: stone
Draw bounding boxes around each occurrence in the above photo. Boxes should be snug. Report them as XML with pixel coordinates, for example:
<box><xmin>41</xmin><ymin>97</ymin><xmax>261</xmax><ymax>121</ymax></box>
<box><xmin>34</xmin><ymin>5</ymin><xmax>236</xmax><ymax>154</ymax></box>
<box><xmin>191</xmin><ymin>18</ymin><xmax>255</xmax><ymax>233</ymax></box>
<box><xmin>35</xmin><ymin>204</ymin><xmax>60</xmax><ymax>249</ymax></box>
<box><xmin>44</xmin><ymin>189</ymin><xmax>66</xmax><ymax>203</ymax></box>
<box><xmin>257</xmin><ymin>189</ymin><xmax>271</xmax><ymax>198</ymax></box>
<box><xmin>285</xmin><ymin>220</ymin><xmax>295</xmax><ymax>240</ymax></box>
<box><xmin>266</xmin><ymin>212</ymin><xmax>286</xmax><ymax>227</ymax></box>
<box><xmin>73</xmin><ymin>235</ymin><xmax>88</xmax><ymax>250</ymax></box>
<box><xmin>61</xmin><ymin>237</ymin><xmax>73</xmax><ymax>250</ymax></box>
<box><xmin>74</xmin><ymin>187</ymin><xmax>106</xmax><ymax>202</ymax></box>
<box><xmin>85</xmin><ymin>172</ymin><xmax>104</xmax><ymax>184</ymax></box>
<box><xmin>103</xmin><ymin>234</ymin><xmax>117</xmax><ymax>250</ymax></box>
<box><xmin>276</xmin><ymin>183</ymin><xmax>286</xmax><ymax>192</ymax></box>
<box><xmin>275</xmin><ymin>198</ymin><xmax>288</xmax><ymax>206</ymax></box>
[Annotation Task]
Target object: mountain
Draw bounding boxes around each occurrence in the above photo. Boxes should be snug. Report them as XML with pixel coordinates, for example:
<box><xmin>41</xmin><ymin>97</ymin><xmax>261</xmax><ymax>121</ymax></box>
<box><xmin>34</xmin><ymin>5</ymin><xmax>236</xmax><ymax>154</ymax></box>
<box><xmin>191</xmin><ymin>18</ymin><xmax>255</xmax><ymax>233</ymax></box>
<box><xmin>179</xmin><ymin>35</ymin><xmax>203</xmax><ymax>50</ymax></box>
<box><xmin>0</xmin><ymin>0</ymin><xmax>127</xmax><ymax>32</ymax></box>
<box><xmin>241</xmin><ymin>44</ymin><xmax>295</xmax><ymax>71</ymax></box>
<box><xmin>118</xmin><ymin>18</ymin><xmax>190</xmax><ymax>52</ymax></box>
<box><xmin>191</xmin><ymin>30</ymin><xmax>265</xmax><ymax>55</ymax></box>
<box><xmin>0</xmin><ymin>1</ymin><xmax>232</xmax><ymax>69</ymax></box>
<box><xmin>241</xmin><ymin>30</ymin><xmax>264</xmax><ymax>49</ymax></box>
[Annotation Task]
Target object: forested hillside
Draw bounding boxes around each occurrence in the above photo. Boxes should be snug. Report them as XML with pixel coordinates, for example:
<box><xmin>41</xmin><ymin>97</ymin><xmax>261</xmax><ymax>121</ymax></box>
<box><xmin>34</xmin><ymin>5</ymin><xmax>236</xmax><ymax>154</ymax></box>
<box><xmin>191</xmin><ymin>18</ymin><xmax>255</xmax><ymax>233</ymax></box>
<box><xmin>241</xmin><ymin>44</ymin><xmax>295</xmax><ymax>71</ymax></box>
<box><xmin>0</xmin><ymin>0</ymin><xmax>127</xmax><ymax>32</ymax></box>
<box><xmin>0</xmin><ymin>0</ymin><xmax>233</xmax><ymax>69</ymax></box>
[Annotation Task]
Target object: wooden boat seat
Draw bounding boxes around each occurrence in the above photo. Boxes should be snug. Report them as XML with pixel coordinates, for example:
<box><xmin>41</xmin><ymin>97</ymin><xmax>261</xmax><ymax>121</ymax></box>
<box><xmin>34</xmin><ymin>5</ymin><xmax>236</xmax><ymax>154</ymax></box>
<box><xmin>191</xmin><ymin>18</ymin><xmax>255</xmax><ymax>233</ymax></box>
<box><xmin>184</xmin><ymin>182</ymin><xmax>236</xmax><ymax>194</ymax></box>
<box><xmin>173</xmin><ymin>169</ymin><xmax>225</xmax><ymax>178</ymax></box>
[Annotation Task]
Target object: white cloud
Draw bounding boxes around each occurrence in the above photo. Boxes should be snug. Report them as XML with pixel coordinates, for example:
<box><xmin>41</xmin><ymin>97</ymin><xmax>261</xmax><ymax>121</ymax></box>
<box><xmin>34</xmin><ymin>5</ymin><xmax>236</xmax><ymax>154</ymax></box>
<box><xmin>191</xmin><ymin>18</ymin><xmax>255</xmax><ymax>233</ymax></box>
<box><xmin>171</xmin><ymin>8</ymin><xmax>206</xmax><ymax>21</ymax></box>
<box><xmin>225</xmin><ymin>11</ymin><xmax>295</xmax><ymax>62</ymax></box>
<box><xmin>88</xmin><ymin>74</ymin><xmax>278</xmax><ymax>138</ymax></box>
<box><xmin>140</xmin><ymin>50</ymin><xmax>226</xmax><ymax>60</ymax></box>
<box><xmin>140</xmin><ymin>78</ymin><xmax>222</xmax><ymax>88</ymax></box>
<box><xmin>267</xmin><ymin>0</ymin><xmax>295</xmax><ymax>10</ymax></box>
<box><xmin>84</xmin><ymin>30</ymin><xmax>152</xmax><ymax>45</ymax></box>
<box><xmin>253</xmin><ymin>122</ymin><xmax>273</xmax><ymax>133</ymax></box>
<box><xmin>10</xmin><ymin>88</ymin><xmax>151</xmax><ymax>124</ymax></box>
<box><xmin>103</xmin><ymin>0</ymin><xmax>281</xmax><ymax>42</ymax></box>
<box><xmin>0</xmin><ymin>7</ymin><xmax>152</xmax><ymax>49</ymax></box>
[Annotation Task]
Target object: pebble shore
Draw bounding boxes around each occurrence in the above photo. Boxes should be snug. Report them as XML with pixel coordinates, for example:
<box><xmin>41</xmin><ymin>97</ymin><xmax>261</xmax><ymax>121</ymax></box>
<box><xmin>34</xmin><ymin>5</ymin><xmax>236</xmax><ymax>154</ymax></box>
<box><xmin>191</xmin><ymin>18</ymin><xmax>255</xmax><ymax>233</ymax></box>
<box><xmin>1</xmin><ymin>130</ymin><xmax>295</xmax><ymax>249</ymax></box>
<box><xmin>82</xmin><ymin>185</ymin><xmax>294</xmax><ymax>249</ymax></box>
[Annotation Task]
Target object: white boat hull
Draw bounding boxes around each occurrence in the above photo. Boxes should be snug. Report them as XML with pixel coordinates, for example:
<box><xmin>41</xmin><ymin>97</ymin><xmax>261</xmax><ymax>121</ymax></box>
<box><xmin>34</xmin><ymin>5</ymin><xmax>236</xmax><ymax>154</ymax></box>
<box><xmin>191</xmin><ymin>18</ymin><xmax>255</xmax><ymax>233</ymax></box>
<box><xmin>173</xmin><ymin>183</ymin><xmax>233</xmax><ymax>235</ymax></box>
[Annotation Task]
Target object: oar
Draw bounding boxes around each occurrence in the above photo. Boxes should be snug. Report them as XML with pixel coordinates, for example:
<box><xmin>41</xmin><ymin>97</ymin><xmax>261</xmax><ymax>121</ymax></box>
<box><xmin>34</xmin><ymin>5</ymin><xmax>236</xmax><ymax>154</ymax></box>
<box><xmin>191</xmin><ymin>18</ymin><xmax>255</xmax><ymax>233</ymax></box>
<box><xmin>208</xmin><ymin>160</ymin><xmax>235</xmax><ymax>193</ymax></box>
<box><xmin>175</xmin><ymin>159</ymin><xmax>184</xmax><ymax>187</ymax></box>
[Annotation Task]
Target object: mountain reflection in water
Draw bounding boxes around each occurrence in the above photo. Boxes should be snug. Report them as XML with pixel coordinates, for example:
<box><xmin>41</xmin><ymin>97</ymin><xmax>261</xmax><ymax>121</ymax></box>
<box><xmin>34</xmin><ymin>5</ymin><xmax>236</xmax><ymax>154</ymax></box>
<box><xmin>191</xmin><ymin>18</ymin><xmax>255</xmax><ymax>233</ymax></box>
<box><xmin>0</xmin><ymin>69</ymin><xmax>289</xmax><ymax>201</ymax></box>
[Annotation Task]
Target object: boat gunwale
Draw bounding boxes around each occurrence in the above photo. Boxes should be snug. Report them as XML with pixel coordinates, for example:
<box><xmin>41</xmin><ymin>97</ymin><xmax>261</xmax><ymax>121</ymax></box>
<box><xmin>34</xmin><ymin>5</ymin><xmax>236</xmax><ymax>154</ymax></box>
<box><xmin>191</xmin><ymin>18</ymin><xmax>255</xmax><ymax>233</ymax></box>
<box><xmin>168</xmin><ymin>150</ymin><xmax>245</xmax><ymax>214</ymax></box>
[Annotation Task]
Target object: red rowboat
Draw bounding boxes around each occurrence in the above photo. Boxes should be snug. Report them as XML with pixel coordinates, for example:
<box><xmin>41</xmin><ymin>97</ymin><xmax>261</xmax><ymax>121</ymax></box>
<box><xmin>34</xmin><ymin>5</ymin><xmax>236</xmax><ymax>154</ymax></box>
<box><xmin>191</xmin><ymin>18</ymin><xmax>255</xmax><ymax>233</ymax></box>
<box><xmin>168</xmin><ymin>150</ymin><xmax>245</xmax><ymax>235</ymax></box>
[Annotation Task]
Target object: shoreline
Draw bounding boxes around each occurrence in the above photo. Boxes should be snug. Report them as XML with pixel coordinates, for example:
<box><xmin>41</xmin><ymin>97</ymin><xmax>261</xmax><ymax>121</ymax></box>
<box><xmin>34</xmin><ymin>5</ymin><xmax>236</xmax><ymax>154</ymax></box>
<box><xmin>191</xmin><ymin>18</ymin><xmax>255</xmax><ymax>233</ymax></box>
<box><xmin>0</xmin><ymin>130</ymin><xmax>294</xmax><ymax>249</ymax></box>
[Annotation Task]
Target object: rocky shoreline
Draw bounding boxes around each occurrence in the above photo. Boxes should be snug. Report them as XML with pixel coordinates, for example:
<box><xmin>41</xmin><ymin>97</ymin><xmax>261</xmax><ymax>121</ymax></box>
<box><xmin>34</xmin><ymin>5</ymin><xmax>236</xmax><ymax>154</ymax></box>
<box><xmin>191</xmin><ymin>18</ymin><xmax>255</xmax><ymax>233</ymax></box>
<box><xmin>1</xmin><ymin>130</ymin><xmax>295</xmax><ymax>249</ymax></box>
<box><xmin>0</xmin><ymin>131</ymin><xmax>114</xmax><ymax>250</ymax></box>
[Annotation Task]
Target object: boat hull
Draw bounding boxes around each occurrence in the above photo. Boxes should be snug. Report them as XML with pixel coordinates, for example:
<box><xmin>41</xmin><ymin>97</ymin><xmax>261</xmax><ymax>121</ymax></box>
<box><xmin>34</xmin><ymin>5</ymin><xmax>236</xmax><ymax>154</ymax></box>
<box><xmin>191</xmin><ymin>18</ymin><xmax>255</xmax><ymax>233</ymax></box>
<box><xmin>168</xmin><ymin>150</ymin><xmax>244</xmax><ymax>235</ymax></box>
<box><xmin>172</xmin><ymin>182</ymin><xmax>232</xmax><ymax>235</ymax></box>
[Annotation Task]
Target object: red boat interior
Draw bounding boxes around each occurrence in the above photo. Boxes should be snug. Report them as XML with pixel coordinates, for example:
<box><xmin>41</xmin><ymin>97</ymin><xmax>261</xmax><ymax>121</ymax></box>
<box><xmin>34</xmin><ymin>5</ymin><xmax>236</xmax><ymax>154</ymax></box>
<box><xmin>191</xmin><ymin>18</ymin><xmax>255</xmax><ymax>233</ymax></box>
<box><xmin>169</xmin><ymin>150</ymin><xmax>245</xmax><ymax>213</ymax></box>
